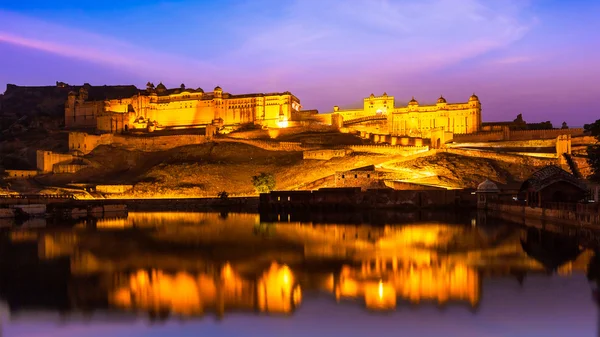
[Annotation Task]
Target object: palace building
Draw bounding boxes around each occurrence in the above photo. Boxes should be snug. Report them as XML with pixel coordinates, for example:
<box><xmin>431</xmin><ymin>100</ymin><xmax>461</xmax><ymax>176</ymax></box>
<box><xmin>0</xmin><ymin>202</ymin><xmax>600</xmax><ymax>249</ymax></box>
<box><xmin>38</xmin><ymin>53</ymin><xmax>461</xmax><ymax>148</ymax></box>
<box><xmin>65</xmin><ymin>83</ymin><xmax>301</xmax><ymax>133</ymax></box>
<box><xmin>332</xmin><ymin>93</ymin><xmax>482</xmax><ymax>137</ymax></box>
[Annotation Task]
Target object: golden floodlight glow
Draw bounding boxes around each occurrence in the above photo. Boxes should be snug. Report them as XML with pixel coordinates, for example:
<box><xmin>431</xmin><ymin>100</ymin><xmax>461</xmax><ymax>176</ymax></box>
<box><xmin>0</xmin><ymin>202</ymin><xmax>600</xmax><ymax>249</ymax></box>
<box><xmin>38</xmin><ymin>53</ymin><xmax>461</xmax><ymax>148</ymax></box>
<box><xmin>277</xmin><ymin>116</ymin><xmax>289</xmax><ymax>128</ymax></box>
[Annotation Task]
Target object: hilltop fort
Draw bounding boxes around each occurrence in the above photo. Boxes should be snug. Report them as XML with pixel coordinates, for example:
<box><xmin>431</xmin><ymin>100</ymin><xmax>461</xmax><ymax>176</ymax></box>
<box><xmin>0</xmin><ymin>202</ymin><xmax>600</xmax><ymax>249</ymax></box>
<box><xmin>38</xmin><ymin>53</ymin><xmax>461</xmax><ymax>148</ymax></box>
<box><xmin>0</xmin><ymin>82</ymin><xmax>595</xmax><ymax>199</ymax></box>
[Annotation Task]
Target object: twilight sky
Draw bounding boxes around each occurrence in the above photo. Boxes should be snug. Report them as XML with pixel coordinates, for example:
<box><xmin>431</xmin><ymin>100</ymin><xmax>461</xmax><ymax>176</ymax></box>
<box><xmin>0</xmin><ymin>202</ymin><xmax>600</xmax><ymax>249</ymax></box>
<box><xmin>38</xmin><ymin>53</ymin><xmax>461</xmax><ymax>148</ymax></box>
<box><xmin>0</xmin><ymin>0</ymin><xmax>599</xmax><ymax>126</ymax></box>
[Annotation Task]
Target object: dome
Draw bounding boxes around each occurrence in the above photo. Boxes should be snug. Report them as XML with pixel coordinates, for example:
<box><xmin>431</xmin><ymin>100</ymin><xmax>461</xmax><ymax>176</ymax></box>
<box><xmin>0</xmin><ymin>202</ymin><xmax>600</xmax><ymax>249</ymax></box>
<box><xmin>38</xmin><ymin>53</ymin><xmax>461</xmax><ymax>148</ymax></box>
<box><xmin>469</xmin><ymin>93</ymin><xmax>479</xmax><ymax>101</ymax></box>
<box><xmin>408</xmin><ymin>96</ymin><xmax>418</xmax><ymax>105</ymax></box>
<box><xmin>196</xmin><ymin>87</ymin><xmax>204</xmax><ymax>93</ymax></box>
<box><xmin>214</xmin><ymin>86</ymin><xmax>222</xmax><ymax>91</ymax></box>
<box><xmin>477</xmin><ymin>179</ymin><xmax>499</xmax><ymax>193</ymax></box>
<box><xmin>437</xmin><ymin>95</ymin><xmax>447</xmax><ymax>104</ymax></box>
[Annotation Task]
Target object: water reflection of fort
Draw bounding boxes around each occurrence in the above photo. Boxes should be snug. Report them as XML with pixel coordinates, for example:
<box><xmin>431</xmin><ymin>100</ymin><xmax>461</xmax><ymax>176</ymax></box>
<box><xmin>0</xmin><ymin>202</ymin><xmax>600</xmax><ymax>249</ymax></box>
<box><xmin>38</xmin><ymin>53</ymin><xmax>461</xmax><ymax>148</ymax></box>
<box><xmin>0</xmin><ymin>211</ymin><xmax>597</xmax><ymax>321</ymax></box>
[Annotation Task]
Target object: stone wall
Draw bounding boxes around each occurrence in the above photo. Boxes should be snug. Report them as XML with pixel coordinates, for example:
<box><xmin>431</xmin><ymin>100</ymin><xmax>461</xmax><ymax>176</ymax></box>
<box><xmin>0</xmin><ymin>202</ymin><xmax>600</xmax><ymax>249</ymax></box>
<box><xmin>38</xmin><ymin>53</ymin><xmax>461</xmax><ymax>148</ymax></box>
<box><xmin>348</xmin><ymin>145</ymin><xmax>429</xmax><ymax>156</ymax></box>
<box><xmin>217</xmin><ymin>138</ymin><xmax>304</xmax><ymax>152</ymax></box>
<box><xmin>111</xmin><ymin>134</ymin><xmax>207</xmax><ymax>152</ymax></box>
<box><xmin>444</xmin><ymin>148</ymin><xmax>558</xmax><ymax>166</ymax></box>
<box><xmin>5</xmin><ymin>170</ymin><xmax>38</xmax><ymax>179</ymax></box>
<box><xmin>448</xmin><ymin>139</ymin><xmax>557</xmax><ymax>149</ymax></box>
<box><xmin>452</xmin><ymin>131</ymin><xmax>504</xmax><ymax>143</ymax></box>
<box><xmin>384</xmin><ymin>181</ymin><xmax>447</xmax><ymax>191</ymax></box>
<box><xmin>334</xmin><ymin>171</ymin><xmax>384</xmax><ymax>190</ymax></box>
<box><xmin>36</xmin><ymin>150</ymin><xmax>74</xmax><ymax>173</ymax></box>
<box><xmin>96</xmin><ymin>185</ymin><xmax>134</xmax><ymax>194</ymax></box>
<box><xmin>53</xmin><ymin>164</ymin><xmax>88</xmax><ymax>174</ymax></box>
<box><xmin>303</xmin><ymin>149</ymin><xmax>349</xmax><ymax>160</ymax></box>
<box><xmin>261</xmin><ymin>188</ymin><xmax>458</xmax><ymax>209</ymax></box>
<box><xmin>68</xmin><ymin>132</ymin><xmax>113</xmax><ymax>154</ymax></box>
<box><xmin>69</xmin><ymin>132</ymin><xmax>208</xmax><ymax>153</ymax></box>
<box><xmin>453</xmin><ymin>128</ymin><xmax>584</xmax><ymax>143</ymax></box>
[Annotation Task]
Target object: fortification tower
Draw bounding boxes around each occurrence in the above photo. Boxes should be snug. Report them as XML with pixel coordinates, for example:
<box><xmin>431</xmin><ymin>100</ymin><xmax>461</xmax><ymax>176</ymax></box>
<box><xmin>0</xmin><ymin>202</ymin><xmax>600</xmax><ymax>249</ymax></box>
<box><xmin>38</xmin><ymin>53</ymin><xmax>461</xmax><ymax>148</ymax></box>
<box><xmin>364</xmin><ymin>92</ymin><xmax>394</xmax><ymax>115</ymax></box>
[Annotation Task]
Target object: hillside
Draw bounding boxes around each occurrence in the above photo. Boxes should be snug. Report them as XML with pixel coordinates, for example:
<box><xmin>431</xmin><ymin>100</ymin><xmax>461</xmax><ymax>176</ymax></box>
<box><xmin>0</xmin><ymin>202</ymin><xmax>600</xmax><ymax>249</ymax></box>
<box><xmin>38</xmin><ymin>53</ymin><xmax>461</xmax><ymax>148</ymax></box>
<box><xmin>24</xmin><ymin>141</ymin><xmax>548</xmax><ymax>198</ymax></box>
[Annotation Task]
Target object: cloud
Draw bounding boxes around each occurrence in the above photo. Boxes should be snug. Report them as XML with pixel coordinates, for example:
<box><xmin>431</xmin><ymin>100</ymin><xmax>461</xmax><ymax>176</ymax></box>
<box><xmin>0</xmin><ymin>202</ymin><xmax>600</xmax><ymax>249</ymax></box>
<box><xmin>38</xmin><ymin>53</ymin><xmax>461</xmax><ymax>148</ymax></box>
<box><xmin>220</xmin><ymin>0</ymin><xmax>535</xmax><ymax>85</ymax></box>
<box><xmin>0</xmin><ymin>10</ymin><xmax>220</xmax><ymax>85</ymax></box>
<box><xmin>488</xmin><ymin>56</ymin><xmax>533</xmax><ymax>65</ymax></box>
<box><xmin>0</xmin><ymin>0</ymin><xmax>536</xmax><ymax>96</ymax></box>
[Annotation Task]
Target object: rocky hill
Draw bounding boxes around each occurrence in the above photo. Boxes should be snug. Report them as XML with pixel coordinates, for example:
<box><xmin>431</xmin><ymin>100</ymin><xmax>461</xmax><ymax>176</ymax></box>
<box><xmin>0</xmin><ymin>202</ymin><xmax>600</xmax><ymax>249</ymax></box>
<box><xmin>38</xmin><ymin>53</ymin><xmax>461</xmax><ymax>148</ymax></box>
<box><xmin>20</xmin><ymin>140</ymin><xmax>548</xmax><ymax>198</ymax></box>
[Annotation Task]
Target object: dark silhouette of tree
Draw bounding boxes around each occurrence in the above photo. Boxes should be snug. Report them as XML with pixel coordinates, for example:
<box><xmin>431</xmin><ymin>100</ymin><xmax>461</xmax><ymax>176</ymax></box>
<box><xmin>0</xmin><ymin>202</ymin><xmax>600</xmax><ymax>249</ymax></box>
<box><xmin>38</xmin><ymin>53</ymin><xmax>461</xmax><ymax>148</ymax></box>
<box><xmin>585</xmin><ymin>119</ymin><xmax>600</xmax><ymax>183</ymax></box>
<box><xmin>252</xmin><ymin>172</ymin><xmax>275</xmax><ymax>194</ymax></box>
<box><xmin>561</xmin><ymin>121</ymin><xmax>569</xmax><ymax>129</ymax></box>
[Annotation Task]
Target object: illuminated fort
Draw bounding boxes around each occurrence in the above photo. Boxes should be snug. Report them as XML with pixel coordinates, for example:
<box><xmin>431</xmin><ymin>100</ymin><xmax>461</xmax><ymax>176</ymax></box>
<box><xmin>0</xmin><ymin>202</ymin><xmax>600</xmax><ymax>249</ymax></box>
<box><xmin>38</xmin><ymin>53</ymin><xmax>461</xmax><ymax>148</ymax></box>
<box><xmin>65</xmin><ymin>82</ymin><xmax>301</xmax><ymax>132</ymax></box>
<box><xmin>328</xmin><ymin>92</ymin><xmax>482</xmax><ymax>137</ymax></box>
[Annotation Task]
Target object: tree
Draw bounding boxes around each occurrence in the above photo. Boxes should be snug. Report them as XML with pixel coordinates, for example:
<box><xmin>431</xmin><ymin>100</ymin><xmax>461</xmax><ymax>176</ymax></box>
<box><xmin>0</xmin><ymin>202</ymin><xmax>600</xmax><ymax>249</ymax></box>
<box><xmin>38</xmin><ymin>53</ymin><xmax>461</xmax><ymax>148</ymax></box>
<box><xmin>252</xmin><ymin>172</ymin><xmax>275</xmax><ymax>194</ymax></box>
<box><xmin>217</xmin><ymin>191</ymin><xmax>229</xmax><ymax>199</ymax></box>
<box><xmin>561</xmin><ymin>121</ymin><xmax>569</xmax><ymax>129</ymax></box>
<box><xmin>585</xmin><ymin>119</ymin><xmax>600</xmax><ymax>183</ymax></box>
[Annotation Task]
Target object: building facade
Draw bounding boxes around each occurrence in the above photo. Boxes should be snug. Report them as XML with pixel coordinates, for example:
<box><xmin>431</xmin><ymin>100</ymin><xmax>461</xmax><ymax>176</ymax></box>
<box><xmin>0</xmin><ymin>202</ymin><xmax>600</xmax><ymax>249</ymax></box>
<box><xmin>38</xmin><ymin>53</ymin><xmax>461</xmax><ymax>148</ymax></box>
<box><xmin>65</xmin><ymin>83</ymin><xmax>301</xmax><ymax>132</ymax></box>
<box><xmin>331</xmin><ymin>93</ymin><xmax>481</xmax><ymax>138</ymax></box>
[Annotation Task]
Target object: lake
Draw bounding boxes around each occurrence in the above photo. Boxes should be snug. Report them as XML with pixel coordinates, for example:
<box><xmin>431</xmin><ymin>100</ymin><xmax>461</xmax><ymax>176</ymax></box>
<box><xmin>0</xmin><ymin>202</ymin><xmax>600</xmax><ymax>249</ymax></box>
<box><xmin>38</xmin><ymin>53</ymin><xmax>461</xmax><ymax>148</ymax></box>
<box><xmin>1</xmin><ymin>211</ymin><xmax>599</xmax><ymax>337</ymax></box>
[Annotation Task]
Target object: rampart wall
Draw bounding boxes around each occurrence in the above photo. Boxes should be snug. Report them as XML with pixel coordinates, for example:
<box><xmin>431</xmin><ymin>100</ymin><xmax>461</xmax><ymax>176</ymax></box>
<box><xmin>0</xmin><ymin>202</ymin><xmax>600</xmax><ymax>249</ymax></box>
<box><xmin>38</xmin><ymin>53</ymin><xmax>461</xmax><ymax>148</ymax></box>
<box><xmin>111</xmin><ymin>134</ymin><xmax>207</xmax><ymax>152</ymax></box>
<box><xmin>217</xmin><ymin>138</ymin><xmax>305</xmax><ymax>152</ymax></box>
<box><xmin>69</xmin><ymin>132</ymin><xmax>208</xmax><ymax>153</ymax></box>
<box><xmin>448</xmin><ymin>139</ymin><xmax>557</xmax><ymax>149</ymax></box>
<box><xmin>384</xmin><ymin>181</ymin><xmax>447</xmax><ymax>191</ymax></box>
<box><xmin>36</xmin><ymin>150</ymin><xmax>74</xmax><ymax>173</ymax></box>
<box><xmin>334</xmin><ymin>170</ymin><xmax>384</xmax><ymax>190</ymax></box>
<box><xmin>53</xmin><ymin>164</ymin><xmax>88</xmax><ymax>174</ymax></box>
<box><xmin>444</xmin><ymin>148</ymin><xmax>557</xmax><ymax>166</ymax></box>
<box><xmin>348</xmin><ymin>145</ymin><xmax>429</xmax><ymax>156</ymax></box>
<box><xmin>303</xmin><ymin>149</ymin><xmax>349</xmax><ymax>160</ymax></box>
<box><xmin>453</xmin><ymin>128</ymin><xmax>584</xmax><ymax>143</ymax></box>
<box><xmin>5</xmin><ymin>170</ymin><xmax>38</xmax><ymax>179</ymax></box>
<box><xmin>96</xmin><ymin>185</ymin><xmax>134</xmax><ymax>194</ymax></box>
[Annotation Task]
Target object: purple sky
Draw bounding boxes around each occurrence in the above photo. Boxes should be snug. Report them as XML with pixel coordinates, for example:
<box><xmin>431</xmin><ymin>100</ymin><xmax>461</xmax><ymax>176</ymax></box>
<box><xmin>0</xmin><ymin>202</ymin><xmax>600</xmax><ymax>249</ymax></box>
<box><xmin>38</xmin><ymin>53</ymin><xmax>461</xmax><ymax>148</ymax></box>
<box><xmin>1</xmin><ymin>0</ymin><xmax>599</xmax><ymax>126</ymax></box>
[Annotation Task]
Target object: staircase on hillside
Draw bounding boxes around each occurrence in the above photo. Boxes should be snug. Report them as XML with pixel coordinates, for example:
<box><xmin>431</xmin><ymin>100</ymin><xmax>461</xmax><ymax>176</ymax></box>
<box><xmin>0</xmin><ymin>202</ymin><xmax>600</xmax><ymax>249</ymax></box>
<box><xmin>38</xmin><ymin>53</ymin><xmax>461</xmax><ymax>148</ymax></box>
<box><xmin>563</xmin><ymin>153</ymin><xmax>582</xmax><ymax>178</ymax></box>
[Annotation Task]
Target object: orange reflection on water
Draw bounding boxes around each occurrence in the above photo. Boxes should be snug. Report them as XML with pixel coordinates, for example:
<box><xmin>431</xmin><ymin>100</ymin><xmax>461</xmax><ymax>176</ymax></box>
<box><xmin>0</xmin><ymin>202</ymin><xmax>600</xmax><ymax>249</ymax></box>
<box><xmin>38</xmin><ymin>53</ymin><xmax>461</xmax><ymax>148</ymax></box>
<box><xmin>337</xmin><ymin>260</ymin><xmax>479</xmax><ymax>310</ymax></box>
<box><xmin>110</xmin><ymin>262</ymin><xmax>301</xmax><ymax>318</ymax></box>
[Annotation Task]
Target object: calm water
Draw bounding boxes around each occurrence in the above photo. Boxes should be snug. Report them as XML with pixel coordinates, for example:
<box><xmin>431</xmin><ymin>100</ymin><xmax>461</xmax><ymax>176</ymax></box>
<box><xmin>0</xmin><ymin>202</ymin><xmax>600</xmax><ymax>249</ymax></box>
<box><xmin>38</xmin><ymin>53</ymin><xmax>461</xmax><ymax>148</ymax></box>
<box><xmin>1</xmin><ymin>211</ymin><xmax>600</xmax><ymax>337</ymax></box>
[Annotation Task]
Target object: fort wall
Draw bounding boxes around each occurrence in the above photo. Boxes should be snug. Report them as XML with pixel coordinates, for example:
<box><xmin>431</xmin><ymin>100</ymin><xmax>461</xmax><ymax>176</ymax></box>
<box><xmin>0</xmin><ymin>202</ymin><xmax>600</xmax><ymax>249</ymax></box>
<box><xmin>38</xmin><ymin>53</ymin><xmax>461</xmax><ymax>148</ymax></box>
<box><xmin>217</xmin><ymin>138</ymin><xmax>304</xmax><ymax>152</ymax></box>
<box><xmin>36</xmin><ymin>150</ymin><xmax>74</xmax><ymax>173</ymax></box>
<box><xmin>447</xmin><ymin>139</ymin><xmax>557</xmax><ymax>149</ymax></box>
<box><xmin>96</xmin><ymin>185</ymin><xmax>134</xmax><ymax>194</ymax></box>
<box><xmin>69</xmin><ymin>132</ymin><xmax>208</xmax><ymax>153</ymax></box>
<box><xmin>5</xmin><ymin>170</ymin><xmax>38</xmax><ymax>179</ymax></box>
<box><xmin>303</xmin><ymin>149</ymin><xmax>349</xmax><ymax>160</ymax></box>
<box><xmin>384</xmin><ymin>181</ymin><xmax>447</xmax><ymax>191</ymax></box>
<box><xmin>453</xmin><ymin>128</ymin><xmax>584</xmax><ymax>143</ymax></box>
<box><xmin>111</xmin><ymin>134</ymin><xmax>207</xmax><ymax>152</ymax></box>
<box><xmin>261</xmin><ymin>188</ymin><xmax>458</xmax><ymax>209</ymax></box>
<box><xmin>53</xmin><ymin>164</ymin><xmax>88</xmax><ymax>174</ymax></box>
<box><xmin>348</xmin><ymin>145</ymin><xmax>429</xmax><ymax>156</ymax></box>
<box><xmin>444</xmin><ymin>148</ymin><xmax>558</xmax><ymax>166</ymax></box>
<box><xmin>334</xmin><ymin>171</ymin><xmax>384</xmax><ymax>190</ymax></box>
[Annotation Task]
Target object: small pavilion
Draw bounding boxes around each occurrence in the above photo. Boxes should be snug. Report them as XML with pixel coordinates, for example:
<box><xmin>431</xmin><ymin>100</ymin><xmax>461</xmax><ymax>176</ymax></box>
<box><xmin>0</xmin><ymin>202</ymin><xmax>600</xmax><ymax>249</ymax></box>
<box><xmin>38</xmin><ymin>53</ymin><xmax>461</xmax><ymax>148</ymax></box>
<box><xmin>518</xmin><ymin>165</ymin><xmax>587</xmax><ymax>207</ymax></box>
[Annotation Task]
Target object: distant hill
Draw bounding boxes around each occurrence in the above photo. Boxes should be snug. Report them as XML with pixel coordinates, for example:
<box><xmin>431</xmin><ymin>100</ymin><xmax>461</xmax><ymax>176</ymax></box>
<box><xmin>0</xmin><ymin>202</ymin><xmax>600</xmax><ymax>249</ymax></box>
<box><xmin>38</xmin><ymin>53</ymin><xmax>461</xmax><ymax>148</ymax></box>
<box><xmin>0</xmin><ymin>82</ymin><xmax>140</xmax><ymax>132</ymax></box>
